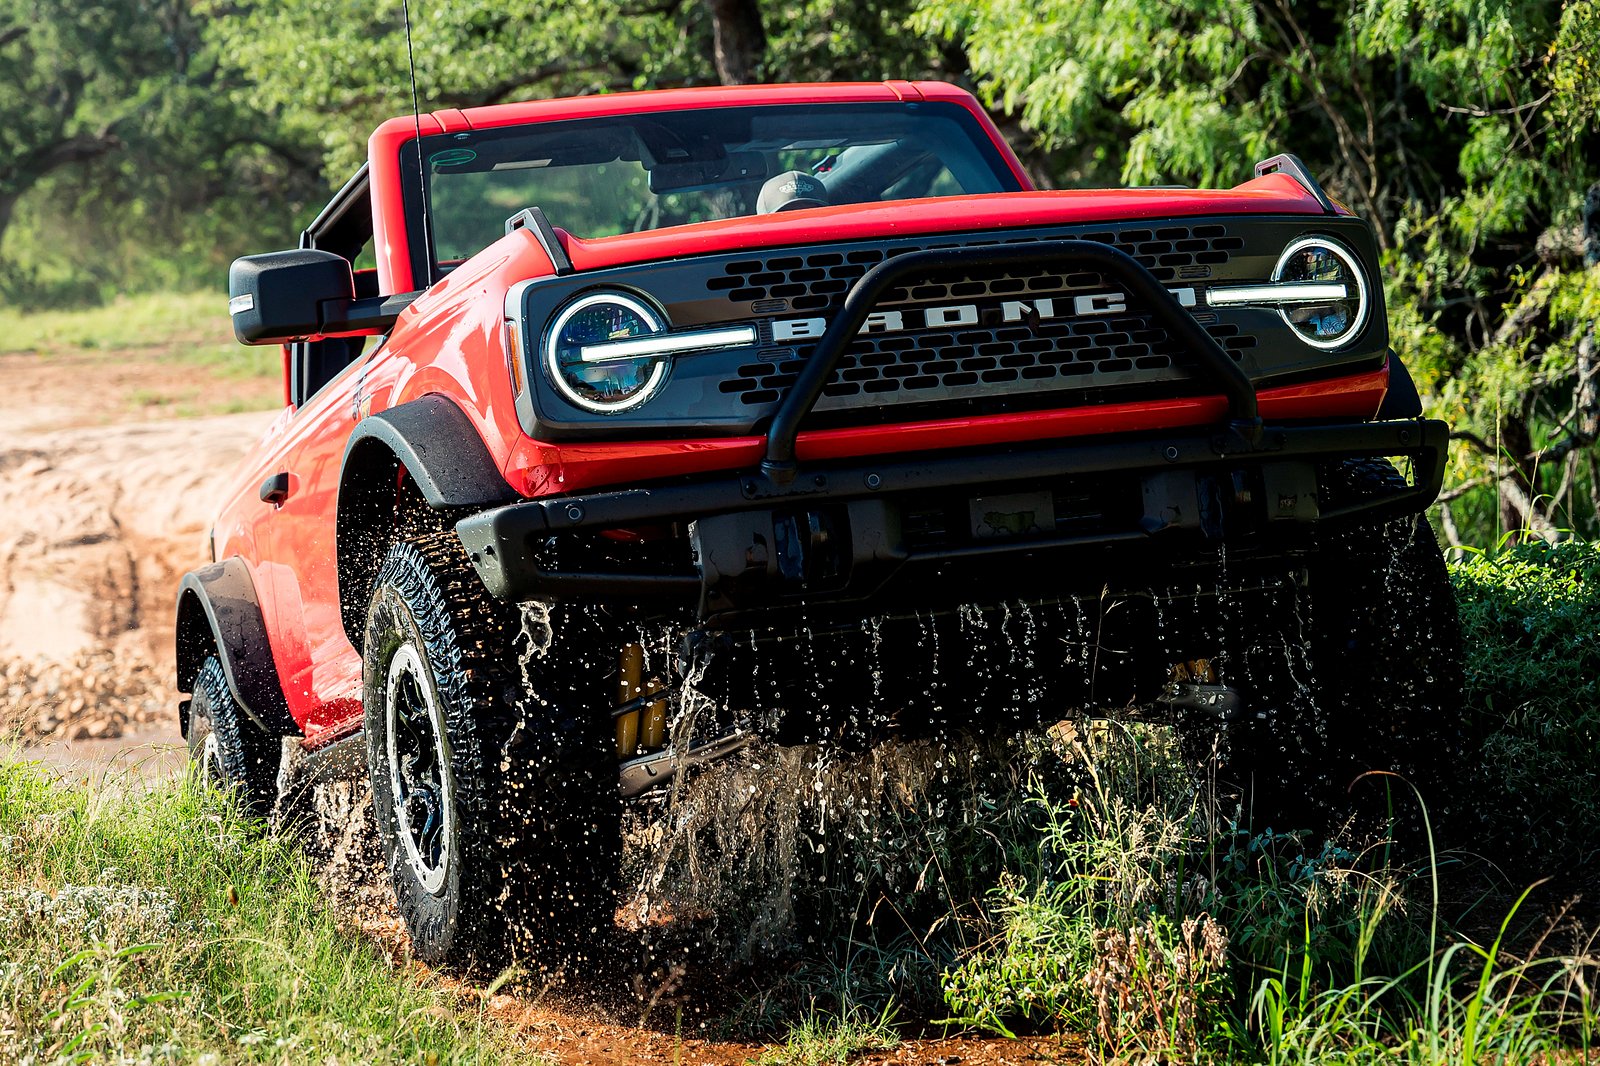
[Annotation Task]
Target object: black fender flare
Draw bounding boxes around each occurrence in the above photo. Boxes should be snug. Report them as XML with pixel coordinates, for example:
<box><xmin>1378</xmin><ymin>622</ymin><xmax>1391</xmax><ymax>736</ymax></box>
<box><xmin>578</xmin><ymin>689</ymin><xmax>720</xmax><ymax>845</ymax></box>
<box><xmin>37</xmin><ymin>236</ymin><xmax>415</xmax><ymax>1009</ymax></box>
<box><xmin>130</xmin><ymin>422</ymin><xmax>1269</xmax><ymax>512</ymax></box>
<box><xmin>335</xmin><ymin>394</ymin><xmax>516</xmax><ymax>643</ymax></box>
<box><xmin>175</xmin><ymin>558</ymin><xmax>298</xmax><ymax>739</ymax></box>
<box><xmin>340</xmin><ymin>394</ymin><xmax>516</xmax><ymax>512</ymax></box>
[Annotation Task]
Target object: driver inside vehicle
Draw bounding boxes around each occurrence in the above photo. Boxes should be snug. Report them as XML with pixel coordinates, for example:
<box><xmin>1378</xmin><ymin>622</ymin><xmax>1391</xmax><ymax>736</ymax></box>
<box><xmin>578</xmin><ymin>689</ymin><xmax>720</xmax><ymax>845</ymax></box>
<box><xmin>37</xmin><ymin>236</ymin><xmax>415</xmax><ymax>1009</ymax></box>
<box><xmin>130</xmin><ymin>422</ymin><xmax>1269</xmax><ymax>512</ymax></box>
<box><xmin>755</xmin><ymin>170</ymin><xmax>830</xmax><ymax>214</ymax></box>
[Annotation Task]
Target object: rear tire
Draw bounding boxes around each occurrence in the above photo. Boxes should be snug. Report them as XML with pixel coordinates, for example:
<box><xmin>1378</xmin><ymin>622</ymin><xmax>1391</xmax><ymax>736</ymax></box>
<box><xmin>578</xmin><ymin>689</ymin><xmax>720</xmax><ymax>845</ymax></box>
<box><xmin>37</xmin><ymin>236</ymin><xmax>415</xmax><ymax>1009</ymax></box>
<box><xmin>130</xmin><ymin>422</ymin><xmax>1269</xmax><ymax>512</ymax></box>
<box><xmin>362</xmin><ymin>531</ymin><xmax>620</xmax><ymax>971</ymax></box>
<box><xmin>186</xmin><ymin>655</ymin><xmax>280</xmax><ymax>818</ymax></box>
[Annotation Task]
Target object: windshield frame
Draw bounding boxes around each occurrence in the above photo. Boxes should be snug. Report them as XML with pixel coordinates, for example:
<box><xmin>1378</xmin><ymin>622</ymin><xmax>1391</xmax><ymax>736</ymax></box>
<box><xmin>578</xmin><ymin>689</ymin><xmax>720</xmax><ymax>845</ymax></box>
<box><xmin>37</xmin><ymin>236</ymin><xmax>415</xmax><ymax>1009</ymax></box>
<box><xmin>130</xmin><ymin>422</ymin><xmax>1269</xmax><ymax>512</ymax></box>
<box><xmin>396</xmin><ymin>100</ymin><xmax>1025</xmax><ymax>287</ymax></box>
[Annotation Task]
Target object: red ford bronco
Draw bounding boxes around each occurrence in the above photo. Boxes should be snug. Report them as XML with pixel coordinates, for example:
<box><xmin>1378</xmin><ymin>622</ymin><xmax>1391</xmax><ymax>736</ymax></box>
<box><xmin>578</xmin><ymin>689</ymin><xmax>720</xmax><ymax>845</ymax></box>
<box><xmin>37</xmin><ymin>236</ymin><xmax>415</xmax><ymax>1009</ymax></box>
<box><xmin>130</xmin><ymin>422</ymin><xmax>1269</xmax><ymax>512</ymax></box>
<box><xmin>177</xmin><ymin>81</ymin><xmax>1460</xmax><ymax>968</ymax></box>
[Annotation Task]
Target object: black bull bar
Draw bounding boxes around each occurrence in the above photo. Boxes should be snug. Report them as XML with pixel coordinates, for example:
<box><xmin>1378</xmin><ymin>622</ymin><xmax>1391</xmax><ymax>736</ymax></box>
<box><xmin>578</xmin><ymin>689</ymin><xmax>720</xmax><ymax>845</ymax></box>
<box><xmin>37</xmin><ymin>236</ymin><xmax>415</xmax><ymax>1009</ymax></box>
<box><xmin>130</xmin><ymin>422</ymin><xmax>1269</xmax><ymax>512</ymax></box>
<box><xmin>456</xmin><ymin>240</ymin><xmax>1448</xmax><ymax>615</ymax></box>
<box><xmin>760</xmin><ymin>240</ymin><xmax>1263</xmax><ymax>481</ymax></box>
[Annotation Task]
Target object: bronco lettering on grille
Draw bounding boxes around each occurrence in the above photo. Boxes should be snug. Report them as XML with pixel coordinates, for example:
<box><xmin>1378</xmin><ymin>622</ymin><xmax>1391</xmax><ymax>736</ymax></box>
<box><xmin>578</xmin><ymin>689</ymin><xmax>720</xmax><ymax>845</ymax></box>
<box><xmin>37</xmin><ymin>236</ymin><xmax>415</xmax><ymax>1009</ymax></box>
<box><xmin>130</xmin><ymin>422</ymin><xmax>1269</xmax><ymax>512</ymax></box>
<box><xmin>771</xmin><ymin>287</ymin><xmax>1199</xmax><ymax>343</ymax></box>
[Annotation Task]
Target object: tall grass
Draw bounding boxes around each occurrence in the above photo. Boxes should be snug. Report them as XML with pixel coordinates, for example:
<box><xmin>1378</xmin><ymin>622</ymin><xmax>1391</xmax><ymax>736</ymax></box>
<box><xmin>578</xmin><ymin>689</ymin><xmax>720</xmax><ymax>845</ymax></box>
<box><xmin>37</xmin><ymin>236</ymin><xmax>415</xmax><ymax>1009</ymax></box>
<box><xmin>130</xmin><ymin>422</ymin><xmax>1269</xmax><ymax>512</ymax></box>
<box><xmin>937</xmin><ymin>727</ymin><xmax>1598</xmax><ymax>1062</ymax></box>
<box><xmin>0</xmin><ymin>759</ymin><xmax>511</xmax><ymax>1064</ymax></box>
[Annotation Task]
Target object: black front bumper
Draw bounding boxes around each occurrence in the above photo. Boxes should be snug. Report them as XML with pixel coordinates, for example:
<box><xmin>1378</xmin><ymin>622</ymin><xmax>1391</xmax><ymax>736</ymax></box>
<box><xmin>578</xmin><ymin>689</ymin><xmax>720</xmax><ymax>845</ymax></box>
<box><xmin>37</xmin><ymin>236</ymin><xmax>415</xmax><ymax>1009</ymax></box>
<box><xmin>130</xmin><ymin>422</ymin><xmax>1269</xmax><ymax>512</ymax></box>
<box><xmin>456</xmin><ymin>417</ymin><xmax>1448</xmax><ymax>622</ymax></box>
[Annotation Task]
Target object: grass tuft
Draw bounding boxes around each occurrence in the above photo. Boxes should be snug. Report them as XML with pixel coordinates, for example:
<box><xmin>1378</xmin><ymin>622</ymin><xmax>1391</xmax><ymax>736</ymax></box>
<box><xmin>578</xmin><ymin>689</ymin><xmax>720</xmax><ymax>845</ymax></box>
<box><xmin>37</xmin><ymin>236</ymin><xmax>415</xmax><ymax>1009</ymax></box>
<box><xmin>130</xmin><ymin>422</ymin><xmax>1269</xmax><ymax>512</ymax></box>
<box><xmin>0</xmin><ymin>758</ymin><xmax>509</xmax><ymax>1064</ymax></box>
<box><xmin>753</xmin><ymin>1002</ymin><xmax>900</xmax><ymax>1066</ymax></box>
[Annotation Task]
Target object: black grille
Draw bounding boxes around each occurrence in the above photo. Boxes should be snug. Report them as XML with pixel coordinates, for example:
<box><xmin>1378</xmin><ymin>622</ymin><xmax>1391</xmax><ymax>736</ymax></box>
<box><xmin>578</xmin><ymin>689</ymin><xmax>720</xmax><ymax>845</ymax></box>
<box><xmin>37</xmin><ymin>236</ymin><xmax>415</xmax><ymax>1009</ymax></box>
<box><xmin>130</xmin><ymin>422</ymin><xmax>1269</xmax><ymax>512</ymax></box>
<box><xmin>704</xmin><ymin>223</ymin><xmax>1254</xmax><ymax>410</ymax></box>
<box><xmin>511</xmin><ymin>212</ymin><xmax>1387</xmax><ymax>440</ymax></box>
<box><xmin>711</xmin><ymin>231</ymin><xmax>1259</xmax><ymax>409</ymax></box>
<box><xmin>706</xmin><ymin>223</ymin><xmax>1244</xmax><ymax>308</ymax></box>
<box><xmin>719</xmin><ymin>320</ymin><xmax>1258</xmax><ymax>408</ymax></box>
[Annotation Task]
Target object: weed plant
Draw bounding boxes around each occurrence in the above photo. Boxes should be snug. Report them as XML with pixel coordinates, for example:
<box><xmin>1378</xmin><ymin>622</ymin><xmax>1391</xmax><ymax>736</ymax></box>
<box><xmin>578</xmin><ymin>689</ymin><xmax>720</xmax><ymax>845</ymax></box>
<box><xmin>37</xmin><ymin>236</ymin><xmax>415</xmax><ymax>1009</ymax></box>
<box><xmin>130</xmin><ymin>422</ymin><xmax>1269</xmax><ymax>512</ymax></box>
<box><xmin>938</xmin><ymin>728</ymin><xmax>1597</xmax><ymax>1062</ymax></box>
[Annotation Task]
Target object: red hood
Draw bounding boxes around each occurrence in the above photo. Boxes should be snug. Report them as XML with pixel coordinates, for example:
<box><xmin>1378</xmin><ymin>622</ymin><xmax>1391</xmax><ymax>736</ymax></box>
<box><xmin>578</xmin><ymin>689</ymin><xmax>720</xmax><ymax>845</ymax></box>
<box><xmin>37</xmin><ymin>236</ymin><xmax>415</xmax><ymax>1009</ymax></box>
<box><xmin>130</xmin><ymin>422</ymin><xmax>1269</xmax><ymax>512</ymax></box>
<box><xmin>560</xmin><ymin>174</ymin><xmax>1328</xmax><ymax>273</ymax></box>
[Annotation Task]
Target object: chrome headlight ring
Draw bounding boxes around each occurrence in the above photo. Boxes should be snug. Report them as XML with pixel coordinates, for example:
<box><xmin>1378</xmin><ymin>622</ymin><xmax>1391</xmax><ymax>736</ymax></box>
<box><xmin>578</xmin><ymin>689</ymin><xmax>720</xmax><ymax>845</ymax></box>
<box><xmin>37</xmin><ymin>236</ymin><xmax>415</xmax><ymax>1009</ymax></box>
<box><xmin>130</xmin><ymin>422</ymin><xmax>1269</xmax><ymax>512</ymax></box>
<box><xmin>540</xmin><ymin>289</ymin><xmax>759</xmax><ymax>414</ymax></box>
<box><xmin>543</xmin><ymin>291</ymin><xmax>671</xmax><ymax>414</ymax></box>
<box><xmin>1270</xmin><ymin>236</ymin><xmax>1369</xmax><ymax>351</ymax></box>
<box><xmin>1205</xmin><ymin>235</ymin><xmax>1370</xmax><ymax>351</ymax></box>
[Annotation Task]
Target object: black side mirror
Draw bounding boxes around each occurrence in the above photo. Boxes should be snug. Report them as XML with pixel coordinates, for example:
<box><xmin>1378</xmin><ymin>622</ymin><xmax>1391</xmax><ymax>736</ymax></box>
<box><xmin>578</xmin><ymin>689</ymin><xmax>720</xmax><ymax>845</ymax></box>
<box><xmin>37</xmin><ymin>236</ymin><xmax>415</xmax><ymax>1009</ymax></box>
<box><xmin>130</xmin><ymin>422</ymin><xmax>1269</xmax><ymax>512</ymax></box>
<box><xmin>228</xmin><ymin>249</ymin><xmax>355</xmax><ymax>345</ymax></box>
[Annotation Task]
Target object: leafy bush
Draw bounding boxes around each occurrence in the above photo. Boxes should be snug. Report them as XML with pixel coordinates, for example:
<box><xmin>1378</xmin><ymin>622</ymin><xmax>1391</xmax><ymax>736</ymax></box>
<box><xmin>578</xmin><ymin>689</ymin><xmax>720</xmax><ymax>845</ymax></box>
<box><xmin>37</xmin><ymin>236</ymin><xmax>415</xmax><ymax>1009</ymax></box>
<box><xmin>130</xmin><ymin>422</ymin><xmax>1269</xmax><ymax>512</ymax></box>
<box><xmin>1452</xmin><ymin>540</ymin><xmax>1600</xmax><ymax>862</ymax></box>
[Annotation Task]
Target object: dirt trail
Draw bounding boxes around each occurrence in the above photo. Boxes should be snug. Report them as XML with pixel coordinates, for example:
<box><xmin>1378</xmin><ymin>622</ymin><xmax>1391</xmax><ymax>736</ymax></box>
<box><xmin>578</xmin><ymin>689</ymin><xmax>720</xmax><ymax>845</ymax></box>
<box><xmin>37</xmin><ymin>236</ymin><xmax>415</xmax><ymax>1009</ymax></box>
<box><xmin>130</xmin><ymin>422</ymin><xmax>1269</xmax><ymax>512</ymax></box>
<box><xmin>0</xmin><ymin>348</ymin><xmax>274</xmax><ymax>769</ymax></box>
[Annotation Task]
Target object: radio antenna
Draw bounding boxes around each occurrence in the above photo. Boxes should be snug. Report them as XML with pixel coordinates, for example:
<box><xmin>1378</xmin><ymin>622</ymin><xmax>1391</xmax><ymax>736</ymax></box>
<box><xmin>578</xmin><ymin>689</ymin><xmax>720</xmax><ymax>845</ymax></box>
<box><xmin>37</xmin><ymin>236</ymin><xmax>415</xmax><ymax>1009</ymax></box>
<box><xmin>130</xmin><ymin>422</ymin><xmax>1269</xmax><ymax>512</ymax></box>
<box><xmin>401</xmin><ymin>0</ymin><xmax>433</xmax><ymax>287</ymax></box>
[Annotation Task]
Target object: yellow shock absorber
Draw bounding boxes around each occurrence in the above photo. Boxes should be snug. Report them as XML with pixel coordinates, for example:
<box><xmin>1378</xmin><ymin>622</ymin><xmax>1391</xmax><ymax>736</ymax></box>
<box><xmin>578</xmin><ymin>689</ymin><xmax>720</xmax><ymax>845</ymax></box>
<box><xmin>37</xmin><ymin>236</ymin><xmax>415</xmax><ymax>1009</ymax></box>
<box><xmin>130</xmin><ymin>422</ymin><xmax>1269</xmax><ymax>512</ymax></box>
<box><xmin>615</xmin><ymin>643</ymin><xmax>643</xmax><ymax>758</ymax></box>
<box><xmin>640</xmin><ymin>677</ymin><xmax>668</xmax><ymax>750</ymax></box>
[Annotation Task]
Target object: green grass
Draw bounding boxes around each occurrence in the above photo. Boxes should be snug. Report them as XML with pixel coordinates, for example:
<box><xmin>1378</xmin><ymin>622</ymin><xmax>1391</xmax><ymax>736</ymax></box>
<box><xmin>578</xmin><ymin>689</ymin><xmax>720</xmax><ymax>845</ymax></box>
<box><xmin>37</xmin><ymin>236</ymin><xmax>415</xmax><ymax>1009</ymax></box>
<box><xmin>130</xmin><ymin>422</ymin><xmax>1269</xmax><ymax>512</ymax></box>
<box><xmin>0</xmin><ymin>759</ymin><xmax>511</xmax><ymax>1064</ymax></box>
<box><xmin>937</xmin><ymin>727</ymin><xmax>1598</xmax><ymax>1063</ymax></box>
<box><xmin>753</xmin><ymin>1003</ymin><xmax>900</xmax><ymax>1065</ymax></box>
<box><xmin>0</xmin><ymin>290</ymin><xmax>276</xmax><ymax>384</ymax></box>
<box><xmin>0</xmin><ymin>292</ymin><xmax>227</xmax><ymax>354</ymax></box>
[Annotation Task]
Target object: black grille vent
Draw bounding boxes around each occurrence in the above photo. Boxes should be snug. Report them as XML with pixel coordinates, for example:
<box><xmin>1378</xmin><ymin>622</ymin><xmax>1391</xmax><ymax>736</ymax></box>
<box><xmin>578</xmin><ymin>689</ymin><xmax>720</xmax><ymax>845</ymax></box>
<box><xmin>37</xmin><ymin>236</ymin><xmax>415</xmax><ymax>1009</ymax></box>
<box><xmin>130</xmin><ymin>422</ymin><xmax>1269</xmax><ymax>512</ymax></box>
<box><xmin>705</xmin><ymin>224</ymin><xmax>1245</xmax><ymax>309</ymax></box>
<box><xmin>704</xmin><ymin>222</ymin><xmax>1254</xmax><ymax>410</ymax></box>
<box><xmin>719</xmin><ymin>322</ymin><xmax>1256</xmax><ymax>407</ymax></box>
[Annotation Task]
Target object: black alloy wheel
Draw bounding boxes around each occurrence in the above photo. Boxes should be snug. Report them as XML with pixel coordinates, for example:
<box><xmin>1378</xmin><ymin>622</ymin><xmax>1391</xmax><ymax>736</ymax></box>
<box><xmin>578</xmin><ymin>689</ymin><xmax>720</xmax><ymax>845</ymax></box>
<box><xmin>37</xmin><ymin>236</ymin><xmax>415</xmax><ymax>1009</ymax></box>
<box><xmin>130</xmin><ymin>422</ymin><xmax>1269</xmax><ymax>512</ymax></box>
<box><xmin>185</xmin><ymin>654</ymin><xmax>280</xmax><ymax>818</ymax></box>
<box><xmin>363</xmin><ymin>531</ymin><xmax>621</xmax><ymax>971</ymax></box>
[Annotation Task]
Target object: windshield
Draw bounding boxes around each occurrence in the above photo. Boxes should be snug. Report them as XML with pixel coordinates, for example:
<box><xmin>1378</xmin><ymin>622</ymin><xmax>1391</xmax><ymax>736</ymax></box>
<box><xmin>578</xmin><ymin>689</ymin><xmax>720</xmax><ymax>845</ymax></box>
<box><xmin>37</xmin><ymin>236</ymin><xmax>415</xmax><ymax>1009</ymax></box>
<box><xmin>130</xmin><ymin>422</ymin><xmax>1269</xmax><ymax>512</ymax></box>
<box><xmin>401</xmin><ymin>102</ymin><xmax>1021</xmax><ymax>278</ymax></box>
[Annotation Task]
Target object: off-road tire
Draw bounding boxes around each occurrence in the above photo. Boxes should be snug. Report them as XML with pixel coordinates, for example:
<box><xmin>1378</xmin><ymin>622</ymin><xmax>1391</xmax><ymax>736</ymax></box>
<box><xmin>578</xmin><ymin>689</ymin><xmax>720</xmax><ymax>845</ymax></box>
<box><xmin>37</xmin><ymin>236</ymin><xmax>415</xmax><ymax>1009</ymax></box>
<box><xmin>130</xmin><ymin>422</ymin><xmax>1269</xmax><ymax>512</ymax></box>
<box><xmin>1216</xmin><ymin>458</ymin><xmax>1467</xmax><ymax>835</ymax></box>
<box><xmin>186</xmin><ymin>655</ymin><xmax>280</xmax><ymax>818</ymax></box>
<box><xmin>362</xmin><ymin>531</ymin><xmax>620</xmax><ymax>972</ymax></box>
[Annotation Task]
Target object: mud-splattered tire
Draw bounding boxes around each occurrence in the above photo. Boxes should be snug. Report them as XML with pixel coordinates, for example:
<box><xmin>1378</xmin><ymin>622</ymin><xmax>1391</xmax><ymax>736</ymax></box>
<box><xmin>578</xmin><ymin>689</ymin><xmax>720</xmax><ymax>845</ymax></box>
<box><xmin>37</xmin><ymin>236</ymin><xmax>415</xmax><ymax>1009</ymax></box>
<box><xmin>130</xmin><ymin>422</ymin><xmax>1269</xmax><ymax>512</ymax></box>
<box><xmin>186</xmin><ymin>655</ymin><xmax>280</xmax><ymax>818</ymax></box>
<box><xmin>1216</xmin><ymin>458</ymin><xmax>1467</xmax><ymax>834</ymax></box>
<box><xmin>362</xmin><ymin>531</ymin><xmax>620</xmax><ymax>972</ymax></box>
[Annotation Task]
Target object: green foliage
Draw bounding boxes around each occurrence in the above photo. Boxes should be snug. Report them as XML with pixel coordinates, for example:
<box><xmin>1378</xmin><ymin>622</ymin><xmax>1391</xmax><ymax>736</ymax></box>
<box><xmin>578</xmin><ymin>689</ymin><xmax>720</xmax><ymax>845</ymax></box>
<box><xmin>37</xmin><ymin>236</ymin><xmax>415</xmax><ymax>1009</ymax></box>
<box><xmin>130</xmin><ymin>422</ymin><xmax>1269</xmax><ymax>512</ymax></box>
<box><xmin>941</xmin><ymin>729</ymin><xmax>1237</xmax><ymax>1053</ymax></box>
<box><xmin>1251</xmin><ymin>885</ymin><xmax>1595</xmax><ymax>1065</ymax></box>
<box><xmin>1451</xmin><ymin>540</ymin><xmax>1600</xmax><ymax>860</ymax></box>
<box><xmin>202</xmin><ymin>0</ymin><xmax>702</xmax><ymax>179</ymax></box>
<box><xmin>0</xmin><ymin>760</ymin><xmax>510</xmax><ymax>1063</ymax></box>
<box><xmin>938</xmin><ymin>724</ymin><xmax>1597</xmax><ymax>1061</ymax></box>
<box><xmin>0</xmin><ymin>0</ymin><xmax>324</xmax><ymax>305</ymax></box>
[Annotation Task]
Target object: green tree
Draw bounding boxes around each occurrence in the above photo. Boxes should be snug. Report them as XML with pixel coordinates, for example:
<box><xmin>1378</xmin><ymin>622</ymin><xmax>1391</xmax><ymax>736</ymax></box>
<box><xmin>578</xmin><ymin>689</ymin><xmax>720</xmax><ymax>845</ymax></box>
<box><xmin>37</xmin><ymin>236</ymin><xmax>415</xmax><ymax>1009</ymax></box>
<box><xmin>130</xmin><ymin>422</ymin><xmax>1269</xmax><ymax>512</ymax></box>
<box><xmin>0</xmin><ymin>0</ymin><xmax>324</xmax><ymax>302</ymax></box>
<box><xmin>0</xmin><ymin>0</ymin><xmax>181</xmax><ymax>254</ymax></box>
<box><xmin>916</xmin><ymin>0</ymin><xmax>1600</xmax><ymax>542</ymax></box>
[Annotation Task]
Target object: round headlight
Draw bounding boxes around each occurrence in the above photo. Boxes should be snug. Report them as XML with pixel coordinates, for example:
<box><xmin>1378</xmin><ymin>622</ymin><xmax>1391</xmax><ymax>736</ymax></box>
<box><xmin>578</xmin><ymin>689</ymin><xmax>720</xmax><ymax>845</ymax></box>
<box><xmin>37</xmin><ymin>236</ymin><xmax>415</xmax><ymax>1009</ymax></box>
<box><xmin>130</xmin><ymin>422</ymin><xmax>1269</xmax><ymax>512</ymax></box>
<box><xmin>544</xmin><ymin>292</ymin><xmax>669</xmax><ymax>412</ymax></box>
<box><xmin>1273</xmin><ymin>237</ymin><xmax>1369</xmax><ymax>350</ymax></box>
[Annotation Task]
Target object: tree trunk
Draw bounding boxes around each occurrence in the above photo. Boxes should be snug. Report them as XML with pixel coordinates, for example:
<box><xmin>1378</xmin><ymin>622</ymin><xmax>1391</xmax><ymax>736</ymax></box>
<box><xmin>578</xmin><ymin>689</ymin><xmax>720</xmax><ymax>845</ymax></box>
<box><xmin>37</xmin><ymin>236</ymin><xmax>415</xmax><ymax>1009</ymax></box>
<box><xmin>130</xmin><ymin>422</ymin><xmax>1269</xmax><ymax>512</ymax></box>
<box><xmin>703</xmin><ymin>0</ymin><xmax>766</xmax><ymax>85</ymax></box>
<box><xmin>0</xmin><ymin>130</ymin><xmax>122</xmax><ymax>261</ymax></box>
<box><xmin>0</xmin><ymin>188</ymin><xmax>18</xmax><ymax>259</ymax></box>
